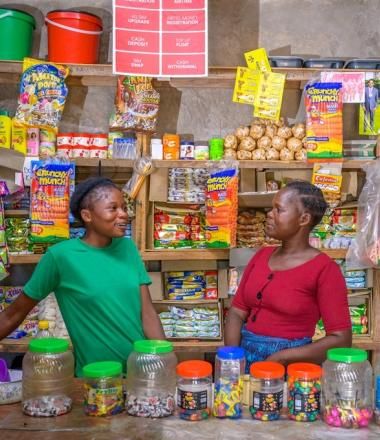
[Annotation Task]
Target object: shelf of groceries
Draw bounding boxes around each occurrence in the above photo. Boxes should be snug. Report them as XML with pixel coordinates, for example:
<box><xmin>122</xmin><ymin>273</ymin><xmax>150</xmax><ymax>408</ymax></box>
<box><xmin>1</xmin><ymin>61</ymin><xmax>379</xmax><ymax>87</ymax></box>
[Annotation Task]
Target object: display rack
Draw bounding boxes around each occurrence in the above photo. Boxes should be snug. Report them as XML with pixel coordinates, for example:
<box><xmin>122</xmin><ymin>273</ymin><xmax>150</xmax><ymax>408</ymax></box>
<box><xmin>1</xmin><ymin>61</ymin><xmax>379</xmax><ymax>360</ymax></box>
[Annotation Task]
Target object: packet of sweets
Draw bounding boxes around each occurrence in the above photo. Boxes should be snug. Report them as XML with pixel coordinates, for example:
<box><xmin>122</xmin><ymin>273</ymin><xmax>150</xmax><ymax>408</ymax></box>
<box><xmin>15</xmin><ymin>58</ymin><xmax>69</xmax><ymax>131</ymax></box>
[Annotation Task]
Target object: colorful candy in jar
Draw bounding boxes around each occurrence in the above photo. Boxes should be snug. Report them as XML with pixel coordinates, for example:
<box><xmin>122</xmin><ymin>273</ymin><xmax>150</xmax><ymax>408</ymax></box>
<box><xmin>176</xmin><ymin>360</ymin><xmax>213</xmax><ymax>421</ymax></box>
<box><xmin>213</xmin><ymin>346</ymin><xmax>245</xmax><ymax>419</ymax></box>
<box><xmin>249</xmin><ymin>361</ymin><xmax>285</xmax><ymax>421</ymax></box>
<box><xmin>287</xmin><ymin>363</ymin><xmax>322</xmax><ymax>422</ymax></box>
<box><xmin>322</xmin><ymin>348</ymin><xmax>373</xmax><ymax>429</ymax></box>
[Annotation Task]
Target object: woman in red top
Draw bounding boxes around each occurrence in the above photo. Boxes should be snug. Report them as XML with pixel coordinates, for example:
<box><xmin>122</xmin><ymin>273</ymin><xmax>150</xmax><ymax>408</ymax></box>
<box><xmin>225</xmin><ymin>180</ymin><xmax>352</xmax><ymax>370</ymax></box>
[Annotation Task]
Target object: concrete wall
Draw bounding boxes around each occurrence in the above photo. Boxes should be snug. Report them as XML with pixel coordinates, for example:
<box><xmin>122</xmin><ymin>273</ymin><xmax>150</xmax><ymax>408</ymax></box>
<box><xmin>0</xmin><ymin>0</ymin><xmax>379</xmax><ymax>138</ymax></box>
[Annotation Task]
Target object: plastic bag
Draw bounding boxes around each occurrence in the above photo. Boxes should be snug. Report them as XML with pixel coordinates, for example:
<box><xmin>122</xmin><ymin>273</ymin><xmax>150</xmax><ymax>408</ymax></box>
<box><xmin>346</xmin><ymin>159</ymin><xmax>380</xmax><ymax>269</ymax></box>
<box><xmin>123</xmin><ymin>156</ymin><xmax>154</xmax><ymax>199</ymax></box>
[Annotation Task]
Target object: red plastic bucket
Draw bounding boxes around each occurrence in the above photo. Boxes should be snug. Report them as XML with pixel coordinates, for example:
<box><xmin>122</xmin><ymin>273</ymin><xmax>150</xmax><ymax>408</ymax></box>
<box><xmin>45</xmin><ymin>11</ymin><xmax>103</xmax><ymax>64</ymax></box>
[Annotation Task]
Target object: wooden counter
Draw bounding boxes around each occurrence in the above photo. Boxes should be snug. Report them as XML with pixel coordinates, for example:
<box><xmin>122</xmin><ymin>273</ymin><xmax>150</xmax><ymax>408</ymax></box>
<box><xmin>1</xmin><ymin>380</ymin><xmax>380</xmax><ymax>439</ymax></box>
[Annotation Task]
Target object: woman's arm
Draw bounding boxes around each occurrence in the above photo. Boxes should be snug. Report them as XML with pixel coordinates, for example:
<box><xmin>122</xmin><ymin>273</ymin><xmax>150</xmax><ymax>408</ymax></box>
<box><xmin>0</xmin><ymin>293</ymin><xmax>38</xmax><ymax>340</ymax></box>
<box><xmin>224</xmin><ymin>306</ymin><xmax>249</xmax><ymax>346</ymax></box>
<box><xmin>266</xmin><ymin>328</ymin><xmax>352</xmax><ymax>365</ymax></box>
<box><xmin>140</xmin><ymin>284</ymin><xmax>166</xmax><ymax>340</ymax></box>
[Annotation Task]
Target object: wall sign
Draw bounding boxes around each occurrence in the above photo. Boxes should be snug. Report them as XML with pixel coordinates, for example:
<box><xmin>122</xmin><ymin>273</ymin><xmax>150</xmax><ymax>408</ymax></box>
<box><xmin>113</xmin><ymin>0</ymin><xmax>208</xmax><ymax>77</ymax></box>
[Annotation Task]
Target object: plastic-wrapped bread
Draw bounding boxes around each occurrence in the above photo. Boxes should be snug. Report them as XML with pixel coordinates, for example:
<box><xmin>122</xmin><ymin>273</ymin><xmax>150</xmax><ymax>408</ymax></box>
<box><xmin>271</xmin><ymin>135</ymin><xmax>287</xmax><ymax>151</ymax></box>
<box><xmin>280</xmin><ymin>147</ymin><xmax>294</xmax><ymax>161</ymax></box>
<box><xmin>292</xmin><ymin>123</ymin><xmax>306</xmax><ymax>140</ymax></box>
<box><xmin>235</xmin><ymin>126</ymin><xmax>250</xmax><ymax>140</ymax></box>
<box><xmin>251</xmin><ymin>148</ymin><xmax>266</xmax><ymax>160</ymax></box>
<box><xmin>237</xmin><ymin>150</ymin><xmax>252</xmax><ymax>160</ymax></box>
<box><xmin>257</xmin><ymin>136</ymin><xmax>272</xmax><ymax>150</ymax></box>
<box><xmin>265</xmin><ymin>125</ymin><xmax>277</xmax><ymax>139</ymax></box>
<box><xmin>224</xmin><ymin>148</ymin><xmax>237</xmax><ymax>159</ymax></box>
<box><xmin>238</xmin><ymin>136</ymin><xmax>256</xmax><ymax>151</ymax></box>
<box><xmin>266</xmin><ymin>148</ymin><xmax>280</xmax><ymax>160</ymax></box>
<box><xmin>287</xmin><ymin>137</ymin><xmax>303</xmax><ymax>152</ymax></box>
<box><xmin>277</xmin><ymin>126</ymin><xmax>293</xmax><ymax>139</ymax></box>
<box><xmin>224</xmin><ymin>134</ymin><xmax>238</xmax><ymax>150</ymax></box>
<box><xmin>249</xmin><ymin>124</ymin><xmax>265</xmax><ymax>140</ymax></box>
<box><xmin>295</xmin><ymin>148</ymin><xmax>307</xmax><ymax>161</ymax></box>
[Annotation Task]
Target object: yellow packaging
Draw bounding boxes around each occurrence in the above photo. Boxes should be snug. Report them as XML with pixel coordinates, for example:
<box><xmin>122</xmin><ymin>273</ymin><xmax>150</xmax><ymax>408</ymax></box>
<box><xmin>244</xmin><ymin>48</ymin><xmax>272</xmax><ymax>72</ymax></box>
<box><xmin>253</xmin><ymin>72</ymin><xmax>286</xmax><ymax>121</ymax></box>
<box><xmin>312</xmin><ymin>163</ymin><xmax>343</xmax><ymax>208</ymax></box>
<box><xmin>233</xmin><ymin>67</ymin><xmax>260</xmax><ymax>105</ymax></box>
<box><xmin>12</xmin><ymin>118</ymin><xmax>27</xmax><ymax>154</ymax></box>
<box><xmin>0</xmin><ymin>111</ymin><xmax>11</xmax><ymax>148</ymax></box>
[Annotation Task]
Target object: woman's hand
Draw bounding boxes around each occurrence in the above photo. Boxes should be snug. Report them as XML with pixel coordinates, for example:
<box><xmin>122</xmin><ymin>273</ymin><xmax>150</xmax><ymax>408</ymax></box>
<box><xmin>140</xmin><ymin>284</ymin><xmax>166</xmax><ymax>340</ymax></box>
<box><xmin>265</xmin><ymin>329</ymin><xmax>352</xmax><ymax>366</ymax></box>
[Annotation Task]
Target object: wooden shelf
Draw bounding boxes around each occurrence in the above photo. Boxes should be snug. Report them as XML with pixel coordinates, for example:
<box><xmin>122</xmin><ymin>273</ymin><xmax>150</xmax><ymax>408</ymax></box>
<box><xmin>9</xmin><ymin>254</ymin><xmax>41</xmax><ymax>264</ymax></box>
<box><xmin>142</xmin><ymin>249</ymin><xmax>230</xmax><ymax>261</ymax></box>
<box><xmin>152</xmin><ymin>159</ymin><xmax>373</xmax><ymax>170</ymax></box>
<box><xmin>4</xmin><ymin>210</ymin><xmax>29</xmax><ymax>217</ymax></box>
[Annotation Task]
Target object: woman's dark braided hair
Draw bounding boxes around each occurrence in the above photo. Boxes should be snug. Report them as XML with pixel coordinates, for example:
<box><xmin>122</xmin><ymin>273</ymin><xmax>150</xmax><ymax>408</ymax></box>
<box><xmin>70</xmin><ymin>177</ymin><xmax>118</xmax><ymax>222</ymax></box>
<box><xmin>285</xmin><ymin>180</ymin><xmax>328</xmax><ymax>228</ymax></box>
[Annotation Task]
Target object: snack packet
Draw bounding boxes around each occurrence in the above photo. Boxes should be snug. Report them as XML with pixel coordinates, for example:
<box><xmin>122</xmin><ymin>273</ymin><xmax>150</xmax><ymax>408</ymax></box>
<box><xmin>15</xmin><ymin>58</ymin><xmax>69</xmax><ymax>130</ymax></box>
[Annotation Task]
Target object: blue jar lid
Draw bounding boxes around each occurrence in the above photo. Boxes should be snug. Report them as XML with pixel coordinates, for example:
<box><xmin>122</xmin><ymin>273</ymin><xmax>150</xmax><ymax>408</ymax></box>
<box><xmin>217</xmin><ymin>346</ymin><xmax>245</xmax><ymax>360</ymax></box>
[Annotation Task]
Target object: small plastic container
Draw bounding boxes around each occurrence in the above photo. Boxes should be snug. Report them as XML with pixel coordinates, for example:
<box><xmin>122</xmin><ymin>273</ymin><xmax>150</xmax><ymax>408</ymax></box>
<box><xmin>163</xmin><ymin>133</ymin><xmax>180</xmax><ymax>160</ymax></box>
<box><xmin>304</xmin><ymin>59</ymin><xmax>345</xmax><ymax>69</ymax></box>
<box><xmin>287</xmin><ymin>362</ymin><xmax>322</xmax><ymax>422</ymax></box>
<box><xmin>22</xmin><ymin>338</ymin><xmax>74</xmax><ymax>417</ymax></box>
<box><xmin>322</xmin><ymin>348</ymin><xmax>373</xmax><ymax>429</ymax></box>
<box><xmin>249</xmin><ymin>361</ymin><xmax>285</xmax><ymax>421</ymax></box>
<box><xmin>209</xmin><ymin>138</ymin><xmax>224</xmax><ymax>160</ymax></box>
<box><xmin>126</xmin><ymin>340</ymin><xmax>177</xmax><ymax>417</ymax></box>
<box><xmin>35</xmin><ymin>320</ymin><xmax>51</xmax><ymax>338</ymax></box>
<box><xmin>194</xmin><ymin>141</ymin><xmax>209</xmax><ymax>160</ymax></box>
<box><xmin>344</xmin><ymin>59</ymin><xmax>380</xmax><ymax>69</ymax></box>
<box><xmin>176</xmin><ymin>360</ymin><xmax>212</xmax><ymax>421</ymax></box>
<box><xmin>150</xmin><ymin>138</ymin><xmax>163</xmax><ymax>159</ymax></box>
<box><xmin>83</xmin><ymin>361</ymin><xmax>124</xmax><ymax>416</ymax></box>
<box><xmin>213</xmin><ymin>346</ymin><xmax>245</xmax><ymax>419</ymax></box>
<box><xmin>269</xmin><ymin>56</ymin><xmax>304</xmax><ymax>68</ymax></box>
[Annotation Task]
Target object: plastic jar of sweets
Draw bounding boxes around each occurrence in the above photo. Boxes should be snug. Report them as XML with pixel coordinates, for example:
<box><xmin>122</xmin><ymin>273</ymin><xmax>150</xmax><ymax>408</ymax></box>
<box><xmin>213</xmin><ymin>346</ymin><xmax>245</xmax><ymax>419</ymax></box>
<box><xmin>22</xmin><ymin>338</ymin><xmax>74</xmax><ymax>417</ymax></box>
<box><xmin>287</xmin><ymin>362</ymin><xmax>322</xmax><ymax>422</ymax></box>
<box><xmin>126</xmin><ymin>340</ymin><xmax>177</xmax><ymax>417</ymax></box>
<box><xmin>83</xmin><ymin>361</ymin><xmax>124</xmax><ymax>416</ymax></box>
<box><xmin>322</xmin><ymin>348</ymin><xmax>373</xmax><ymax>429</ymax></box>
<box><xmin>249</xmin><ymin>361</ymin><xmax>285</xmax><ymax>421</ymax></box>
<box><xmin>176</xmin><ymin>360</ymin><xmax>212</xmax><ymax>421</ymax></box>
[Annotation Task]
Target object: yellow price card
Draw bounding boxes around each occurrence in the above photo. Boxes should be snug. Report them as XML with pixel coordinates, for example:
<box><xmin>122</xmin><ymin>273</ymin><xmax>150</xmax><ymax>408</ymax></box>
<box><xmin>232</xmin><ymin>67</ymin><xmax>260</xmax><ymax>105</ymax></box>
<box><xmin>244</xmin><ymin>48</ymin><xmax>271</xmax><ymax>72</ymax></box>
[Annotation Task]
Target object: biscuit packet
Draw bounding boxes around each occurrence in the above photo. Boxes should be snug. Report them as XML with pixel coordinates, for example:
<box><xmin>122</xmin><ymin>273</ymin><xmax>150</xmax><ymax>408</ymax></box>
<box><xmin>110</xmin><ymin>76</ymin><xmax>160</xmax><ymax>132</ymax></box>
<box><xmin>15</xmin><ymin>58</ymin><xmax>69</xmax><ymax>131</ymax></box>
<box><xmin>312</xmin><ymin>162</ymin><xmax>342</xmax><ymax>208</ymax></box>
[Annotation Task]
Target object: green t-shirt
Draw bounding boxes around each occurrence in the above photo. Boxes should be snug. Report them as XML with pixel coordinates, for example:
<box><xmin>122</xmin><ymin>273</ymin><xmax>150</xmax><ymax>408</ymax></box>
<box><xmin>24</xmin><ymin>237</ymin><xmax>151</xmax><ymax>376</ymax></box>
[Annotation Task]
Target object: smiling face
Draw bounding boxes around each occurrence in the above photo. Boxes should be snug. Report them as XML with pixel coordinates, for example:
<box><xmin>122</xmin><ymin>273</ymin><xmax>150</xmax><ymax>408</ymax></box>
<box><xmin>80</xmin><ymin>187</ymin><xmax>129</xmax><ymax>240</ymax></box>
<box><xmin>265</xmin><ymin>188</ymin><xmax>312</xmax><ymax>240</ymax></box>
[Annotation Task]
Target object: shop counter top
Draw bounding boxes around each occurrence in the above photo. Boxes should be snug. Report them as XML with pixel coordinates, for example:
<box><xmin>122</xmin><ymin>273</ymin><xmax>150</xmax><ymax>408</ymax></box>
<box><xmin>1</xmin><ymin>380</ymin><xmax>380</xmax><ymax>440</ymax></box>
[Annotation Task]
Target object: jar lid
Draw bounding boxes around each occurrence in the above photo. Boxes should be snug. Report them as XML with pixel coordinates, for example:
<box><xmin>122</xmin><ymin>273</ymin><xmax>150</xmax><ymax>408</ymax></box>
<box><xmin>327</xmin><ymin>348</ymin><xmax>367</xmax><ymax>363</ymax></box>
<box><xmin>38</xmin><ymin>320</ymin><xmax>49</xmax><ymax>330</ymax></box>
<box><xmin>82</xmin><ymin>361</ymin><xmax>122</xmax><ymax>378</ymax></box>
<box><xmin>216</xmin><ymin>346</ymin><xmax>245</xmax><ymax>360</ymax></box>
<box><xmin>287</xmin><ymin>362</ymin><xmax>322</xmax><ymax>380</ymax></box>
<box><xmin>176</xmin><ymin>360</ymin><xmax>212</xmax><ymax>378</ymax></box>
<box><xmin>28</xmin><ymin>337</ymin><xmax>69</xmax><ymax>354</ymax></box>
<box><xmin>250</xmin><ymin>361</ymin><xmax>285</xmax><ymax>379</ymax></box>
<box><xmin>133</xmin><ymin>340</ymin><xmax>173</xmax><ymax>354</ymax></box>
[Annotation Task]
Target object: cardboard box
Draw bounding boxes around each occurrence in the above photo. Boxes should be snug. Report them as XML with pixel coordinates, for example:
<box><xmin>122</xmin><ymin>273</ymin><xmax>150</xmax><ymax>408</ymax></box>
<box><xmin>148</xmin><ymin>272</ymin><xmax>164</xmax><ymax>301</ymax></box>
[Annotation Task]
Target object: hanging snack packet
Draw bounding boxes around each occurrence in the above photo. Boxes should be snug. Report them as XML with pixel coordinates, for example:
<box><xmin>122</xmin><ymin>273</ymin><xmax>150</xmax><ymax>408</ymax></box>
<box><xmin>15</xmin><ymin>58</ymin><xmax>69</xmax><ymax>130</ymax></box>
<box><xmin>312</xmin><ymin>163</ymin><xmax>343</xmax><ymax>208</ymax></box>
<box><xmin>305</xmin><ymin>82</ymin><xmax>343</xmax><ymax>160</ymax></box>
<box><xmin>205</xmin><ymin>161</ymin><xmax>239</xmax><ymax>248</ymax></box>
<box><xmin>30</xmin><ymin>161</ymin><xmax>73</xmax><ymax>244</ymax></box>
<box><xmin>110</xmin><ymin>76</ymin><xmax>160</xmax><ymax>132</ymax></box>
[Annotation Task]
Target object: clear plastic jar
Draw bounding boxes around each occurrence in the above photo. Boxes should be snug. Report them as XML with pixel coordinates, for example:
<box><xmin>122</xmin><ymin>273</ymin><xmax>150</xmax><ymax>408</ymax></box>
<box><xmin>213</xmin><ymin>346</ymin><xmax>245</xmax><ymax>419</ymax></box>
<box><xmin>249</xmin><ymin>361</ymin><xmax>285</xmax><ymax>421</ymax></box>
<box><xmin>176</xmin><ymin>360</ymin><xmax>212</xmax><ymax>421</ymax></box>
<box><xmin>83</xmin><ymin>361</ymin><xmax>124</xmax><ymax>416</ymax></box>
<box><xmin>126</xmin><ymin>340</ymin><xmax>177</xmax><ymax>417</ymax></box>
<box><xmin>22</xmin><ymin>338</ymin><xmax>74</xmax><ymax>417</ymax></box>
<box><xmin>287</xmin><ymin>362</ymin><xmax>321</xmax><ymax>422</ymax></box>
<box><xmin>322</xmin><ymin>348</ymin><xmax>373</xmax><ymax>429</ymax></box>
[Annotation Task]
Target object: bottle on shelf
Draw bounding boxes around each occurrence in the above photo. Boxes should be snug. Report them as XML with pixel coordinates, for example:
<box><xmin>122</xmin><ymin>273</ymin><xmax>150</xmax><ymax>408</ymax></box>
<box><xmin>35</xmin><ymin>320</ymin><xmax>51</xmax><ymax>338</ymax></box>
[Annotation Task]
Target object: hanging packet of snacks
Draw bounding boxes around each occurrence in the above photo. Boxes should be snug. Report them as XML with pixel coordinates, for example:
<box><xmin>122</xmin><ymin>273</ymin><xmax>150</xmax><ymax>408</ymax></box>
<box><xmin>0</xmin><ymin>196</ymin><xmax>9</xmax><ymax>281</ymax></box>
<box><xmin>110</xmin><ymin>76</ymin><xmax>160</xmax><ymax>132</ymax></box>
<box><xmin>347</xmin><ymin>160</ymin><xmax>380</xmax><ymax>269</ymax></box>
<box><xmin>305</xmin><ymin>81</ymin><xmax>343</xmax><ymax>160</ymax></box>
<box><xmin>312</xmin><ymin>163</ymin><xmax>342</xmax><ymax>208</ymax></box>
<box><xmin>14</xmin><ymin>58</ymin><xmax>69</xmax><ymax>131</ymax></box>
<box><xmin>30</xmin><ymin>160</ymin><xmax>74</xmax><ymax>244</ymax></box>
<box><xmin>253</xmin><ymin>71</ymin><xmax>286</xmax><ymax>121</ymax></box>
<box><xmin>205</xmin><ymin>161</ymin><xmax>239</xmax><ymax>248</ymax></box>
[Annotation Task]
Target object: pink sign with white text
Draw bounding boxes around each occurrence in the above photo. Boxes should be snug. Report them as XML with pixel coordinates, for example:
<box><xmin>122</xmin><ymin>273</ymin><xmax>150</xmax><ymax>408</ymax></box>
<box><xmin>113</xmin><ymin>0</ymin><xmax>208</xmax><ymax>77</ymax></box>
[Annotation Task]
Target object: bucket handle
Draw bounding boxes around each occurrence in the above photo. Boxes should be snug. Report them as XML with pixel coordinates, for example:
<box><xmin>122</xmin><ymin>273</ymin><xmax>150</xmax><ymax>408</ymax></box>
<box><xmin>0</xmin><ymin>12</ymin><xmax>12</xmax><ymax>20</ymax></box>
<box><xmin>45</xmin><ymin>17</ymin><xmax>103</xmax><ymax>35</ymax></box>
